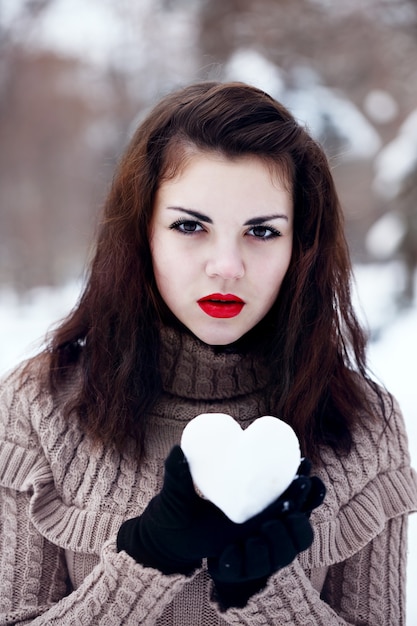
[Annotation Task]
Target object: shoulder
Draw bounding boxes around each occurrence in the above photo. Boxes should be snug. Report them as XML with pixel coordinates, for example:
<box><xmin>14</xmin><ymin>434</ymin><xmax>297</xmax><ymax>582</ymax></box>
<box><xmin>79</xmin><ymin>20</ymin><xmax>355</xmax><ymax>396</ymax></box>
<box><xmin>0</xmin><ymin>357</ymin><xmax>48</xmax><ymax>445</ymax></box>
<box><xmin>0</xmin><ymin>357</ymin><xmax>53</xmax><ymax>492</ymax></box>
<box><xmin>0</xmin><ymin>354</ymin><xmax>81</xmax><ymax>450</ymax></box>
<box><xmin>321</xmin><ymin>384</ymin><xmax>412</xmax><ymax>491</ymax></box>
<box><xmin>301</xmin><ymin>384</ymin><xmax>417</xmax><ymax>568</ymax></box>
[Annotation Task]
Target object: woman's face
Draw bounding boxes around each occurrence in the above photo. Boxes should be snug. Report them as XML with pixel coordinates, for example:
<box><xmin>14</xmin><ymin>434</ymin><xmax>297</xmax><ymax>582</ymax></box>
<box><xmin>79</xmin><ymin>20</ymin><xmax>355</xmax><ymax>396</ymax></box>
<box><xmin>150</xmin><ymin>152</ymin><xmax>293</xmax><ymax>346</ymax></box>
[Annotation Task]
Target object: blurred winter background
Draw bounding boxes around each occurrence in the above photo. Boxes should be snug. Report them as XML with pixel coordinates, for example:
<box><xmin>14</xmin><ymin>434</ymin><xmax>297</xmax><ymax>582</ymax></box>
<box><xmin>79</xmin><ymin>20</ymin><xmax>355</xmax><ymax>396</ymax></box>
<box><xmin>0</xmin><ymin>0</ymin><xmax>416</xmax><ymax>621</ymax></box>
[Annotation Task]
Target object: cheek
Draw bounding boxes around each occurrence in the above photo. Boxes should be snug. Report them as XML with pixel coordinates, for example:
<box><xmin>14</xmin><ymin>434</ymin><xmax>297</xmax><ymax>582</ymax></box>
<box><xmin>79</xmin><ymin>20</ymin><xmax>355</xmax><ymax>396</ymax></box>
<box><xmin>150</xmin><ymin>239</ymin><xmax>170</xmax><ymax>297</ymax></box>
<box><xmin>153</xmin><ymin>258</ymin><xmax>173</xmax><ymax>297</ymax></box>
<box><xmin>264</xmin><ymin>244</ymin><xmax>292</xmax><ymax>276</ymax></box>
<box><xmin>262</xmin><ymin>251</ymin><xmax>292</xmax><ymax>299</ymax></box>
<box><xmin>151</xmin><ymin>244</ymin><xmax>188</xmax><ymax>308</ymax></box>
<box><xmin>151</xmin><ymin>231</ymin><xmax>172</xmax><ymax>272</ymax></box>
<box><xmin>152</xmin><ymin>266</ymin><xmax>177</xmax><ymax>316</ymax></box>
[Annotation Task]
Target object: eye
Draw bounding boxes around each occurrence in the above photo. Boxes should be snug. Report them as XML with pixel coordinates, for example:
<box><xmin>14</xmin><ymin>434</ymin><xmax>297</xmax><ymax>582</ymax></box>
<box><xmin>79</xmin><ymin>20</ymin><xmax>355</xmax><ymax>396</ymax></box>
<box><xmin>246</xmin><ymin>225</ymin><xmax>281</xmax><ymax>239</ymax></box>
<box><xmin>169</xmin><ymin>219</ymin><xmax>205</xmax><ymax>234</ymax></box>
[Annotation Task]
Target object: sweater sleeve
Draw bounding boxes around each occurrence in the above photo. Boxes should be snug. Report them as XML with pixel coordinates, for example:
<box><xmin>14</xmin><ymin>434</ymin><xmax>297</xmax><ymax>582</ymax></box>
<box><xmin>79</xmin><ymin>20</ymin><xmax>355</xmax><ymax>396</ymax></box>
<box><xmin>321</xmin><ymin>514</ymin><xmax>408</xmax><ymax>624</ymax></box>
<box><xmin>210</xmin><ymin>513</ymin><xmax>409</xmax><ymax>625</ymax></box>
<box><xmin>0</xmin><ymin>479</ymin><xmax>191</xmax><ymax>625</ymax></box>
<box><xmin>0</xmin><ymin>367</ymin><xmax>194</xmax><ymax>625</ymax></box>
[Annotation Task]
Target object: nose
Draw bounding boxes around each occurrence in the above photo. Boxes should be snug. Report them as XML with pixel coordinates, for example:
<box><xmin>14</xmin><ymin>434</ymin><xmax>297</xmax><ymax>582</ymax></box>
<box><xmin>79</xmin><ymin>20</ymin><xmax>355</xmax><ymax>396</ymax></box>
<box><xmin>205</xmin><ymin>240</ymin><xmax>245</xmax><ymax>280</ymax></box>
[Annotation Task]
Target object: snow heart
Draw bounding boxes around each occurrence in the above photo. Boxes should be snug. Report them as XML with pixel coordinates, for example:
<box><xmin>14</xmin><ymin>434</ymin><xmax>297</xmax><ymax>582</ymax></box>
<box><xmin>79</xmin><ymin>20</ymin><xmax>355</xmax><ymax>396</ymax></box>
<box><xmin>181</xmin><ymin>413</ymin><xmax>301</xmax><ymax>524</ymax></box>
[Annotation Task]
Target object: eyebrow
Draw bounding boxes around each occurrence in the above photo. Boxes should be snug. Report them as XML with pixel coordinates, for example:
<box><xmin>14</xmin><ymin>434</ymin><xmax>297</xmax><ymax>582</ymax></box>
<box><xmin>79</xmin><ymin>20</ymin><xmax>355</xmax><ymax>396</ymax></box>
<box><xmin>243</xmin><ymin>214</ymin><xmax>289</xmax><ymax>225</ymax></box>
<box><xmin>166</xmin><ymin>207</ymin><xmax>288</xmax><ymax>225</ymax></box>
<box><xmin>166</xmin><ymin>207</ymin><xmax>213</xmax><ymax>223</ymax></box>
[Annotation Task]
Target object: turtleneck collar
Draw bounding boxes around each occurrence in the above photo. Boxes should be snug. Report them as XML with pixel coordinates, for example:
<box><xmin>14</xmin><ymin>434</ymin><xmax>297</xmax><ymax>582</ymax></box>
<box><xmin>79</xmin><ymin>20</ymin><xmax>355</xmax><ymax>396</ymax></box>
<box><xmin>158</xmin><ymin>325</ymin><xmax>271</xmax><ymax>401</ymax></box>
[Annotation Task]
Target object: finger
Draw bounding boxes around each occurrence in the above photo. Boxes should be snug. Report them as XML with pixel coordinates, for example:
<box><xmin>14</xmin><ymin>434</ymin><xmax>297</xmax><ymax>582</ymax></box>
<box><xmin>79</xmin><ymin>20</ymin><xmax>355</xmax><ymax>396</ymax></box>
<box><xmin>277</xmin><ymin>475</ymin><xmax>312</xmax><ymax>513</ymax></box>
<box><xmin>297</xmin><ymin>457</ymin><xmax>311</xmax><ymax>476</ymax></box>
<box><xmin>261</xmin><ymin>519</ymin><xmax>297</xmax><ymax>569</ymax></box>
<box><xmin>214</xmin><ymin>538</ymin><xmax>271</xmax><ymax>582</ymax></box>
<box><xmin>301</xmin><ymin>476</ymin><xmax>326</xmax><ymax>514</ymax></box>
<box><xmin>164</xmin><ymin>445</ymin><xmax>188</xmax><ymax>476</ymax></box>
<box><xmin>215</xmin><ymin>544</ymin><xmax>244</xmax><ymax>582</ymax></box>
<box><xmin>285</xmin><ymin>513</ymin><xmax>314</xmax><ymax>552</ymax></box>
<box><xmin>162</xmin><ymin>446</ymin><xmax>197</xmax><ymax>504</ymax></box>
<box><xmin>243</xmin><ymin>536</ymin><xmax>270</xmax><ymax>579</ymax></box>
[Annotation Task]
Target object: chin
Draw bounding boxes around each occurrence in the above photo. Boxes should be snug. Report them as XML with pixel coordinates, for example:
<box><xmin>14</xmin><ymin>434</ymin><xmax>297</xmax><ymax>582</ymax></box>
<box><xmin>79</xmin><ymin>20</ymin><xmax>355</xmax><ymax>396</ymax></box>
<box><xmin>199</xmin><ymin>336</ymin><xmax>242</xmax><ymax>347</ymax></box>
<box><xmin>193</xmin><ymin>316</ymin><xmax>271</xmax><ymax>351</ymax></box>
<box><xmin>193</xmin><ymin>329</ymin><xmax>247</xmax><ymax>347</ymax></box>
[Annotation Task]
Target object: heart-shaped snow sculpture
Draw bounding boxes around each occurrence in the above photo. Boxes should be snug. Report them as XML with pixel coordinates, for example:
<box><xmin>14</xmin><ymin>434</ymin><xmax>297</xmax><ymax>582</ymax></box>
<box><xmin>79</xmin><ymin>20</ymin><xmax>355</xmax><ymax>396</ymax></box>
<box><xmin>181</xmin><ymin>413</ymin><xmax>301</xmax><ymax>524</ymax></box>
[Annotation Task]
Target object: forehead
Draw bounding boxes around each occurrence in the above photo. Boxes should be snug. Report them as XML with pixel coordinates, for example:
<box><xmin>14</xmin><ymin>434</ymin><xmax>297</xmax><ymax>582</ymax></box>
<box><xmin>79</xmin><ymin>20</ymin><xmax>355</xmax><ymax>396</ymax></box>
<box><xmin>153</xmin><ymin>151</ymin><xmax>294</xmax><ymax>226</ymax></box>
<box><xmin>159</xmin><ymin>147</ymin><xmax>292</xmax><ymax>191</ymax></box>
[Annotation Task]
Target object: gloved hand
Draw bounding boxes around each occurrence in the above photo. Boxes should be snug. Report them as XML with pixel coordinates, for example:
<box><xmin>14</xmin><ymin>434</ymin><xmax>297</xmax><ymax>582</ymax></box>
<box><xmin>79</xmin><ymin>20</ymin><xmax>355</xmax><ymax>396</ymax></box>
<box><xmin>208</xmin><ymin>458</ymin><xmax>326</xmax><ymax>609</ymax></box>
<box><xmin>117</xmin><ymin>446</ymin><xmax>326</xmax><ymax>589</ymax></box>
<box><xmin>117</xmin><ymin>445</ymin><xmax>252</xmax><ymax>575</ymax></box>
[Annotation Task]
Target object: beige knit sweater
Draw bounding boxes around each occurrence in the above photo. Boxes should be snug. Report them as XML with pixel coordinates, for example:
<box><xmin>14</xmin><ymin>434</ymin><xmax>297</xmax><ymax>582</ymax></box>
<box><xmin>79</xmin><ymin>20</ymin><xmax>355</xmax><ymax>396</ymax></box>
<box><xmin>0</xmin><ymin>326</ymin><xmax>416</xmax><ymax>625</ymax></box>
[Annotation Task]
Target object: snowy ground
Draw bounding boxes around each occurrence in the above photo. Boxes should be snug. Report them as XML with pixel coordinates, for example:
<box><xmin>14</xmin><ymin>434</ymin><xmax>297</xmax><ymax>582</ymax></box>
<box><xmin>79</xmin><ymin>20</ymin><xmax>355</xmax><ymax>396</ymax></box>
<box><xmin>0</xmin><ymin>263</ymin><xmax>416</xmax><ymax>622</ymax></box>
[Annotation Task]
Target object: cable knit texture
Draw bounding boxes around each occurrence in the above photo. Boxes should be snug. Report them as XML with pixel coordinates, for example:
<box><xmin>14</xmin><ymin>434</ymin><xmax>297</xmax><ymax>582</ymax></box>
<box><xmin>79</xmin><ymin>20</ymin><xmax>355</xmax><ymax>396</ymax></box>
<box><xmin>0</xmin><ymin>325</ymin><xmax>416</xmax><ymax>624</ymax></box>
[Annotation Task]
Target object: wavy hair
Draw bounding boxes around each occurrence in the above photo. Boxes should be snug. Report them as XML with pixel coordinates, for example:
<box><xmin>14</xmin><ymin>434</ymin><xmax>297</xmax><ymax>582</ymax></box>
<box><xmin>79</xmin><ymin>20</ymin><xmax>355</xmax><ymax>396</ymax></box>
<box><xmin>46</xmin><ymin>81</ymin><xmax>383</xmax><ymax>461</ymax></box>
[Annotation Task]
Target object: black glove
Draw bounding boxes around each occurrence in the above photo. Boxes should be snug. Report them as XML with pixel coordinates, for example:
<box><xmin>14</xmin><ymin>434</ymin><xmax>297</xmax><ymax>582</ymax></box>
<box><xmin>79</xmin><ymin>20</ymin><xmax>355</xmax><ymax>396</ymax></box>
<box><xmin>208</xmin><ymin>458</ymin><xmax>326</xmax><ymax>609</ymax></box>
<box><xmin>117</xmin><ymin>445</ymin><xmax>325</xmax><ymax>590</ymax></box>
<box><xmin>117</xmin><ymin>445</ymin><xmax>261</xmax><ymax>575</ymax></box>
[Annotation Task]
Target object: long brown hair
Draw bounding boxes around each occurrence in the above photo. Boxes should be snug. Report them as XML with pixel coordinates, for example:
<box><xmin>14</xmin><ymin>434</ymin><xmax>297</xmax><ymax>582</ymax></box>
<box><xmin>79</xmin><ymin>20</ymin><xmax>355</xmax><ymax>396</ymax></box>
<box><xmin>46</xmin><ymin>81</ymin><xmax>384</xmax><ymax>461</ymax></box>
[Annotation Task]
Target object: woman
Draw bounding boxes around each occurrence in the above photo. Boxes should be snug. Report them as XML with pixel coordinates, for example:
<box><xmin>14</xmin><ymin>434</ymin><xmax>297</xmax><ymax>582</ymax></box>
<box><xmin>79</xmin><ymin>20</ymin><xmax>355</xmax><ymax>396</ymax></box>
<box><xmin>0</xmin><ymin>81</ymin><xmax>416</xmax><ymax>624</ymax></box>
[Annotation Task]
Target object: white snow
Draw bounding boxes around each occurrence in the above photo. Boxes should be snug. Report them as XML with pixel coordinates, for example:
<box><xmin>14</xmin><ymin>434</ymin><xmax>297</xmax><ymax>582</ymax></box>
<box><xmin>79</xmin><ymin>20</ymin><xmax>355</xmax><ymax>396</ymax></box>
<box><xmin>0</xmin><ymin>263</ymin><xmax>416</xmax><ymax>621</ymax></box>
<box><xmin>224</xmin><ymin>49</ymin><xmax>286</xmax><ymax>100</ymax></box>
<box><xmin>363</xmin><ymin>89</ymin><xmax>399</xmax><ymax>125</ymax></box>
<box><xmin>33</xmin><ymin>0</ymin><xmax>124</xmax><ymax>66</ymax></box>
<box><xmin>365</xmin><ymin>211</ymin><xmax>406</xmax><ymax>260</ymax></box>
<box><xmin>224</xmin><ymin>51</ymin><xmax>382</xmax><ymax>162</ymax></box>
<box><xmin>286</xmin><ymin>82</ymin><xmax>382</xmax><ymax>160</ymax></box>
<box><xmin>373</xmin><ymin>107</ymin><xmax>417</xmax><ymax>199</ymax></box>
<box><xmin>181</xmin><ymin>413</ymin><xmax>301</xmax><ymax>523</ymax></box>
<box><xmin>0</xmin><ymin>282</ymin><xmax>82</xmax><ymax>371</ymax></box>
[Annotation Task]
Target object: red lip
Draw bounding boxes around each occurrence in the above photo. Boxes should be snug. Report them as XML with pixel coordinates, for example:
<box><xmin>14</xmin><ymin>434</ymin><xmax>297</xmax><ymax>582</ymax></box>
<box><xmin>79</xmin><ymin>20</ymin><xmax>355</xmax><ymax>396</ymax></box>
<box><xmin>197</xmin><ymin>293</ymin><xmax>245</xmax><ymax>318</ymax></box>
